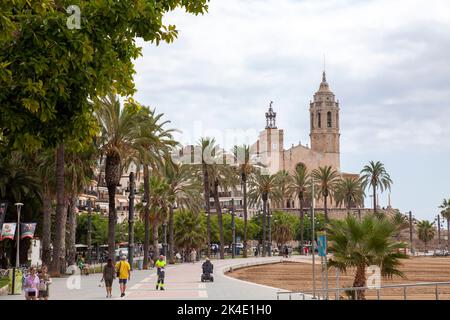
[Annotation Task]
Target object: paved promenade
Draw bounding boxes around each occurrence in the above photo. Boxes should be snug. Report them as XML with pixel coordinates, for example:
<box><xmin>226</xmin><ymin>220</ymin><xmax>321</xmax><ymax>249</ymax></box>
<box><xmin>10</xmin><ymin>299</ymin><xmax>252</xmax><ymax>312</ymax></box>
<box><xmin>0</xmin><ymin>256</ymin><xmax>313</xmax><ymax>300</ymax></box>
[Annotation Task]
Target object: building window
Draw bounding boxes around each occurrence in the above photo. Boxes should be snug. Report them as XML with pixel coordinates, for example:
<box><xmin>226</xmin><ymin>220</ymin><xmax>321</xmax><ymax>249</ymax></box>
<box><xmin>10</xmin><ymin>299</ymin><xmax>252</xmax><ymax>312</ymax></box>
<box><xmin>327</xmin><ymin>112</ymin><xmax>332</xmax><ymax>128</ymax></box>
<box><xmin>317</xmin><ymin>112</ymin><xmax>321</xmax><ymax>128</ymax></box>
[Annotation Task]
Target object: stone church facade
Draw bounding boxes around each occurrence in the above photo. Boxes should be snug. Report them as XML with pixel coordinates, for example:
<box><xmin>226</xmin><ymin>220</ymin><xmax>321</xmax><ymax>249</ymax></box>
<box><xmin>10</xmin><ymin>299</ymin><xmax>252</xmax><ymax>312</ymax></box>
<box><xmin>251</xmin><ymin>71</ymin><xmax>360</xmax><ymax>210</ymax></box>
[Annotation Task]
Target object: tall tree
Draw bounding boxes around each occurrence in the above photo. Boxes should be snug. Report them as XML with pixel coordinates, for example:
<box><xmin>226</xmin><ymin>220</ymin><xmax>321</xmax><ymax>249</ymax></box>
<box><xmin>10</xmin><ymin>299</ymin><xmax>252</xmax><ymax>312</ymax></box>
<box><xmin>287</xmin><ymin>164</ymin><xmax>310</xmax><ymax>254</ymax></box>
<box><xmin>232</xmin><ymin>145</ymin><xmax>260</xmax><ymax>258</ymax></box>
<box><xmin>311</xmin><ymin>166</ymin><xmax>340</xmax><ymax>223</ymax></box>
<box><xmin>275</xmin><ymin>170</ymin><xmax>292</xmax><ymax>209</ymax></box>
<box><xmin>334</xmin><ymin>176</ymin><xmax>365</xmax><ymax>217</ymax></box>
<box><xmin>164</xmin><ymin>162</ymin><xmax>202</xmax><ymax>263</ymax></box>
<box><xmin>248</xmin><ymin>172</ymin><xmax>282</xmax><ymax>256</ymax></box>
<box><xmin>328</xmin><ymin>214</ymin><xmax>408</xmax><ymax>300</ymax></box>
<box><xmin>360</xmin><ymin>161</ymin><xmax>393</xmax><ymax>213</ymax></box>
<box><xmin>439</xmin><ymin>199</ymin><xmax>450</xmax><ymax>251</ymax></box>
<box><xmin>416</xmin><ymin>220</ymin><xmax>435</xmax><ymax>253</ymax></box>
<box><xmin>390</xmin><ymin>210</ymin><xmax>410</xmax><ymax>241</ymax></box>
<box><xmin>95</xmin><ymin>93</ymin><xmax>149</xmax><ymax>260</ymax></box>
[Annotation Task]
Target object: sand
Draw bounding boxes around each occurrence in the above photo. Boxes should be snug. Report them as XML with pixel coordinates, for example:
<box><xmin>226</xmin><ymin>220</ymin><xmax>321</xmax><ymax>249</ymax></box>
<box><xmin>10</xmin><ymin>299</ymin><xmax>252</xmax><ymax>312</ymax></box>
<box><xmin>227</xmin><ymin>257</ymin><xmax>450</xmax><ymax>300</ymax></box>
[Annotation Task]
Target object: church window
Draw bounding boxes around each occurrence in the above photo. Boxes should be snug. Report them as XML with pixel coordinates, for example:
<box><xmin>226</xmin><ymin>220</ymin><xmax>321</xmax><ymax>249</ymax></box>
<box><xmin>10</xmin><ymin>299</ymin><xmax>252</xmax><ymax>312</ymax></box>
<box><xmin>327</xmin><ymin>112</ymin><xmax>332</xmax><ymax>128</ymax></box>
<box><xmin>317</xmin><ymin>112</ymin><xmax>321</xmax><ymax>128</ymax></box>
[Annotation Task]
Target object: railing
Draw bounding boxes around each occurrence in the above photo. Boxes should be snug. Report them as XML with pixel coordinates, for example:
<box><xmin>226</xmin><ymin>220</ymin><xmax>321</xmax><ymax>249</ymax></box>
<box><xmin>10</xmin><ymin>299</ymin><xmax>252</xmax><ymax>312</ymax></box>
<box><xmin>276</xmin><ymin>281</ymin><xmax>450</xmax><ymax>300</ymax></box>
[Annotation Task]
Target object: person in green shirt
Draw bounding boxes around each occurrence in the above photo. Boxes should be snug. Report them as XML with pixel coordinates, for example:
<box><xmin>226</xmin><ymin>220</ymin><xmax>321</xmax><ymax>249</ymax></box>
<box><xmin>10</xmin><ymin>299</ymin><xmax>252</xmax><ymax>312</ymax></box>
<box><xmin>115</xmin><ymin>255</ymin><xmax>131</xmax><ymax>297</ymax></box>
<box><xmin>154</xmin><ymin>255</ymin><xmax>166</xmax><ymax>291</ymax></box>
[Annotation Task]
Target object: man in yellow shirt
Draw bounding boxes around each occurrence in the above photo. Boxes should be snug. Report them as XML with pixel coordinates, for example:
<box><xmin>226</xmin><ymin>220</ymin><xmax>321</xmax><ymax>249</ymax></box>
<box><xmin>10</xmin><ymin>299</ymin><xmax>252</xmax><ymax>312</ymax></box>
<box><xmin>154</xmin><ymin>255</ymin><xmax>166</xmax><ymax>291</ymax></box>
<box><xmin>115</xmin><ymin>255</ymin><xmax>131</xmax><ymax>297</ymax></box>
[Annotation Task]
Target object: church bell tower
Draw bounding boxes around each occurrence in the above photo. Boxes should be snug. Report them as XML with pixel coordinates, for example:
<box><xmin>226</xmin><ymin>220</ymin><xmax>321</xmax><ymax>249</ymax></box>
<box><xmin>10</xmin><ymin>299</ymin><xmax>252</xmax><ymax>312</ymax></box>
<box><xmin>309</xmin><ymin>71</ymin><xmax>340</xmax><ymax>155</ymax></box>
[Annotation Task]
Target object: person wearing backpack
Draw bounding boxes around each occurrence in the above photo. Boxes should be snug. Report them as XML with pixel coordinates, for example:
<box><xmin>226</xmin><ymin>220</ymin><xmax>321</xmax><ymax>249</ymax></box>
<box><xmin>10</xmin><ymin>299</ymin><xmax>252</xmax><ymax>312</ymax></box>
<box><xmin>115</xmin><ymin>255</ymin><xmax>131</xmax><ymax>297</ymax></box>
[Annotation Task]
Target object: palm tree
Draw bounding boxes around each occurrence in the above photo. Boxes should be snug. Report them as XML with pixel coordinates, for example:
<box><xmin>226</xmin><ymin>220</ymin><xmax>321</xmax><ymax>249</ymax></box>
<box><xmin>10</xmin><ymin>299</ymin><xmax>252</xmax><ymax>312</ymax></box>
<box><xmin>334</xmin><ymin>176</ymin><xmax>365</xmax><ymax>217</ymax></box>
<box><xmin>328</xmin><ymin>214</ymin><xmax>408</xmax><ymax>300</ymax></box>
<box><xmin>174</xmin><ymin>210</ymin><xmax>207</xmax><ymax>259</ymax></box>
<box><xmin>36</xmin><ymin>150</ymin><xmax>56</xmax><ymax>267</ymax></box>
<box><xmin>232</xmin><ymin>145</ymin><xmax>261</xmax><ymax>258</ymax></box>
<box><xmin>360</xmin><ymin>161</ymin><xmax>393</xmax><ymax>213</ymax></box>
<box><xmin>311</xmin><ymin>166</ymin><xmax>340</xmax><ymax>223</ymax></box>
<box><xmin>271</xmin><ymin>213</ymin><xmax>295</xmax><ymax>248</ymax></box>
<box><xmin>95</xmin><ymin>93</ymin><xmax>149</xmax><ymax>260</ymax></box>
<box><xmin>439</xmin><ymin>199</ymin><xmax>450</xmax><ymax>251</ymax></box>
<box><xmin>129</xmin><ymin>107</ymin><xmax>177</xmax><ymax>269</ymax></box>
<box><xmin>416</xmin><ymin>220</ymin><xmax>435</xmax><ymax>253</ymax></box>
<box><xmin>287</xmin><ymin>164</ymin><xmax>310</xmax><ymax>254</ymax></box>
<box><xmin>65</xmin><ymin>148</ymin><xmax>96</xmax><ymax>267</ymax></box>
<box><xmin>148</xmin><ymin>175</ymin><xmax>170</xmax><ymax>262</ymax></box>
<box><xmin>197</xmin><ymin>138</ymin><xmax>215</xmax><ymax>258</ymax></box>
<box><xmin>164</xmin><ymin>162</ymin><xmax>202</xmax><ymax>263</ymax></box>
<box><xmin>390</xmin><ymin>210</ymin><xmax>410</xmax><ymax>241</ymax></box>
<box><xmin>209</xmin><ymin>153</ymin><xmax>239</xmax><ymax>260</ymax></box>
<box><xmin>275</xmin><ymin>170</ymin><xmax>292</xmax><ymax>209</ymax></box>
<box><xmin>248</xmin><ymin>171</ymin><xmax>282</xmax><ymax>256</ymax></box>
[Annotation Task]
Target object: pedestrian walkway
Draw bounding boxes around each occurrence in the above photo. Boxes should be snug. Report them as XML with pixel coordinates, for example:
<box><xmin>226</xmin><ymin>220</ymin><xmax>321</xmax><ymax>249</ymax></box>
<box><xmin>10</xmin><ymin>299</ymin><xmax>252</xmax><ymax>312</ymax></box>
<box><xmin>0</xmin><ymin>256</ymin><xmax>314</xmax><ymax>300</ymax></box>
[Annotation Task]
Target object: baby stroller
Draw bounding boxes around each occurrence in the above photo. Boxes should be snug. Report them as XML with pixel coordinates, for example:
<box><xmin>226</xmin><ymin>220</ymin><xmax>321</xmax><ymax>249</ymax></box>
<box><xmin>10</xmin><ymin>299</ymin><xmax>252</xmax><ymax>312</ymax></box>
<box><xmin>201</xmin><ymin>259</ymin><xmax>214</xmax><ymax>282</ymax></box>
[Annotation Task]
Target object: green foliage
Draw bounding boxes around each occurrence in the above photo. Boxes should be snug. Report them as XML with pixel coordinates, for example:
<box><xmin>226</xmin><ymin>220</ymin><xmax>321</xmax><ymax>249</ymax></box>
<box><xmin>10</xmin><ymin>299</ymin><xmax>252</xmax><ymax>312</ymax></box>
<box><xmin>0</xmin><ymin>0</ymin><xmax>209</xmax><ymax>151</ymax></box>
<box><xmin>327</xmin><ymin>214</ymin><xmax>408</xmax><ymax>278</ymax></box>
<box><xmin>174</xmin><ymin>210</ymin><xmax>206</xmax><ymax>250</ymax></box>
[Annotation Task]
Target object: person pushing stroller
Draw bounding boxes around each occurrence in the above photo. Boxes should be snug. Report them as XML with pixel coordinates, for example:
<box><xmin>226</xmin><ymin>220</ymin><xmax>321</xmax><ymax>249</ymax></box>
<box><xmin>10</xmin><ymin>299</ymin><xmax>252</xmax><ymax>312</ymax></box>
<box><xmin>201</xmin><ymin>258</ymin><xmax>214</xmax><ymax>282</ymax></box>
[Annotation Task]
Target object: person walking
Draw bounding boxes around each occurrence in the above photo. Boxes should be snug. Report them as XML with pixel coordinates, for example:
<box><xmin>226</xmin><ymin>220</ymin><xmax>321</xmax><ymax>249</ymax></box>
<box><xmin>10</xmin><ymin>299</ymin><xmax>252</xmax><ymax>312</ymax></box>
<box><xmin>37</xmin><ymin>265</ymin><xmax>52</xmax><ymax>300</ymax></box>
<box><xmin>190</xmin><ymin>248</ymin><xmax>197</xmax><ymax>263</ymax></box>
<box><xmin>155</xmin><ymin>255</ymin><xmax>166</xmax><ymax>291</ymax></box>
<box><xmin>115</xmin><ymin>255</ymin><xmax>131</xmax><ymax>298</ymax></box>
<box><xmin>23</xmin><ymin>266</ymin><xmax>39</xmax><ymax>300</ymax></box>
<box><xmin>102</xmin><ymin>258</ymin><xmax>115</xmax><ymax>298</ymax></box>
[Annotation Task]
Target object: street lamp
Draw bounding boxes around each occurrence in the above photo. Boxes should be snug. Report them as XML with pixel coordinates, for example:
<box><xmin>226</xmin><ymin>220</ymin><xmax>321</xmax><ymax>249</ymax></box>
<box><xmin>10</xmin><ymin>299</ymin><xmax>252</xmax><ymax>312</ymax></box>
<box><xmin>267</xmin><ymin>210</ymin><xmax>272</xmax><ymax>257</ymax></box>
<box><xmin>86</xmin><ymin>199</ymin><xmax>92</xmax><ymax>263</ymax></box>
<box><xmin>435</xmin><ymin>215</ymin><xmax>444</xmax><ymax>252</ymax></box>
<box><xmin>231</xmin><ymin>199</ymin><xmax>236</xmax><ymax>259</ymax></box>
<box><xmin>409</xmin><ymin>211</ymin><xmax>415</xmax><ymax>256</ymax></box>
<box><xmin>14</xmin><ymin>203</ymin><xmax>23</xmax><ymax>268</ymax></box>
<box><xmin>311</xmin><ymin>178</ymin><xmax>317</xmax><ymax>299</ymax></box>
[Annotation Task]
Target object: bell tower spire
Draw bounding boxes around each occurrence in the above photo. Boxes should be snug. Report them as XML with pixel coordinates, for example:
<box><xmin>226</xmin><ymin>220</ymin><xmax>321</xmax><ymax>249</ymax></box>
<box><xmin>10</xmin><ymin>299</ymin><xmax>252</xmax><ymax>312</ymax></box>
<box><xmin>265</xmin><ymin>101</ymin><xmax>277</xmax><ymax>129</ymax></box>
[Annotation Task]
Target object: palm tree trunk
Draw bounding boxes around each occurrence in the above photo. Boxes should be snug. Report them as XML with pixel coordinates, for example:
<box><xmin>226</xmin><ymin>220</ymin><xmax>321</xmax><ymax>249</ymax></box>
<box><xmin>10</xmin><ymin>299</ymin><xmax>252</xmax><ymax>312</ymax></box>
<box><xmin>202</xmin><ymin>162</ymin><xmax>211</xmax><ymax>257</ymax></box>
<box><xmin>353</xmin><ymin>264</ymin><xmax>367</xmax><ymax>300</ymax></box>
<box><xmin>152</xmin><ymin>218</ymin><xmax>159</xmax><ymax>261</ymax></box>
<box><xmin>66</xmin><ymin>194</ymin><xmax>77</xmax><ymax>266</ymax></box>
<box><xmin>299</xmin><ymin>195</ymin><xmax>304</xmax><ymax>255</ymax></box>
<box><xmin>373</xmin><ymin>185</ymin><xmax>377</xmax><ymax>213</ymax></box>
<box><xmin>262</xmin><ymin>199</ymin><xmax>267</xmax><ymax>257</ymax></box>
<box><xmin>42</xmin><ymin>191</ymin><xmax>52</xmax><ymax>267</ymax></box>
<box><xmin>105</xmin><ymin>154</ymin><xmax>120</xmax><ymax>261</ymax></box>
<box><xmin>60</xmin><ymin>200</ymin><xmax>69</xmax><ymax>274</ymax></box>
<box><xmin>143</xmin><ymin>165</ymin><xmax>150</xmax><ymax>269</ymax></box>
<box><xmin>168</xmin><ymin>205</ymin><xmax>175</xmax><ymax>263</ymax></box>
<box><xmin>242</xmin><ymin>178</ymin><xmax>248</xmax><ymax>258</ymax></box>
<box><xmin>214</xmin><ymin>182</ymin><xmax>225</xmax><ymax>259</ymax></box>
<box><xmin>50</xmin><ymin>143</ymin><xmax>65</xmax><ymax>276</ymax></box>
<box><xmin>324</xmin><ymin>195</ymin><xmax>329</xmax><ymax>223</ymax></box>
<box><xmin>447</xmin><ymin>218</ymin><xmax>450</xmax><ymax>252</ymax></box>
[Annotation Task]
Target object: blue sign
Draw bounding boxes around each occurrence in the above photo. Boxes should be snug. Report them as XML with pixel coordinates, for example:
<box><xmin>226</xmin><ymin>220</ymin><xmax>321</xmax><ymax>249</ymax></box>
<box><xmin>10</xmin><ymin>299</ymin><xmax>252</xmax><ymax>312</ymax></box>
<box><xmin>317</xmin><ymin>233</ymin><xmax>327</xmax><ymax>257</ymax></box>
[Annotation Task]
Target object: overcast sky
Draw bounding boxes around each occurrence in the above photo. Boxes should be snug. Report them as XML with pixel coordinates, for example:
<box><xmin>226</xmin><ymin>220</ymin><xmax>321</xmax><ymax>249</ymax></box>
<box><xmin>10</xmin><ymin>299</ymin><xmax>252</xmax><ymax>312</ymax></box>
<box><xmin>133</xmin><ymin>0</ymin><xmax>450</xmax><ymax>221</ymax></box>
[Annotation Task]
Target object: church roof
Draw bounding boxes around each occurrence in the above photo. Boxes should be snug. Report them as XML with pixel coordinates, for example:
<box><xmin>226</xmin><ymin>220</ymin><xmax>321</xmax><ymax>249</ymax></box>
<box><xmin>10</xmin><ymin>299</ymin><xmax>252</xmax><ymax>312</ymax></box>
<box><xmin>317</xmin><ymin>71</ymin><xmax>332</xmax><ymax>93</ymax></box>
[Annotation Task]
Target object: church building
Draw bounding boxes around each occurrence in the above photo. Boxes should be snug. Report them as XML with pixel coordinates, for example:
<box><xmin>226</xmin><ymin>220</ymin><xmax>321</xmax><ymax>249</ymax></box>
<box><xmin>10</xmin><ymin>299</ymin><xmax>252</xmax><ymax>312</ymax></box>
<box><xmin>252</xmin><ymin>71</ymin><xmax>359</xmax><ymax>209</ymax></box>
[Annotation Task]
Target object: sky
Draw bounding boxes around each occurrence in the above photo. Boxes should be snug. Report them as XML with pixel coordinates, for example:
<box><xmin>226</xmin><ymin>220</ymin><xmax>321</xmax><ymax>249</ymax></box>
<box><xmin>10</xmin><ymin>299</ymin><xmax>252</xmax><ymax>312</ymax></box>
<box><xmin>133</xmin><ymin>0</ymin><xmax>450</xmax><ymax>221</ymax></box>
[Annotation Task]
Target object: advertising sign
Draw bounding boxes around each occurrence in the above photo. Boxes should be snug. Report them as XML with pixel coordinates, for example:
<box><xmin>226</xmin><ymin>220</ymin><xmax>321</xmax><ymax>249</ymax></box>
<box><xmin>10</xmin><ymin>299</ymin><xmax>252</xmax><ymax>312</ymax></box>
<box><xmin>8</xmin><ymin>269</ymin><xmax>23</xmax><ymax>295</ymax></box>
<box><xmin>20</xmin><ymin>223</ymin><xmax>37</xmax><ymax>239</ymax></box>
<box><xmin>317</xmin><ymin>232</ymin><xmax>327</xmax><ymax>257</ymax></box>
<box><xmin>0</xmin><ymin>223</ymin><xmax>16</xmax><ymax>241</ymax></box>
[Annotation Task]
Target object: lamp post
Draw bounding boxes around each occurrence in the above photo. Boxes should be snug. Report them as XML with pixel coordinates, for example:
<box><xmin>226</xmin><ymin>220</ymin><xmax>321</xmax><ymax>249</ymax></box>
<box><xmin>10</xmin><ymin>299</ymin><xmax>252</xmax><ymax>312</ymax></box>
<box><xmin>435</xmin><ymin>215</ymin><xmax>442</xmax><ymax>252</ymax></box>
<box><xmin>162</xmin><ymin>222</ymin><xmax>168</xmax><ymax>257</ymax></box>
<box><xmin>311</xmin><ymin>178</ymin><xmax>316</xmax><ymax>299</ymax></box>
<box><xmin>267</xmin><ymin>208</ymin><xmax>272</xmax><ymax>257</ymax></box>
<box><xmin>259</xmin><ymin>209</ymin><xmax>264</xmax><ymax>257</ymax></box>
<box><xmin>14</xmin><ymin>203</ymin><xmax>23</xmax><ymax>268</ymax></box>
<box><xmin>86</xmin><ymin>199</ymin><xmax>92</xmax><ymax>263</ymax></box>
<box><xmin>128</xmin><ymin>172</ymin><xmax>135</xmax><ymax>269</ymax></box>
<box><xmin>409</xmin><ymin>211</ymin><xmax>414</xmax><ymax>256</ymax></box>
<box><xmin>142</xmin><ymin>197</ymin><xmax>149</xmax><ymax>268</ymax></box>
